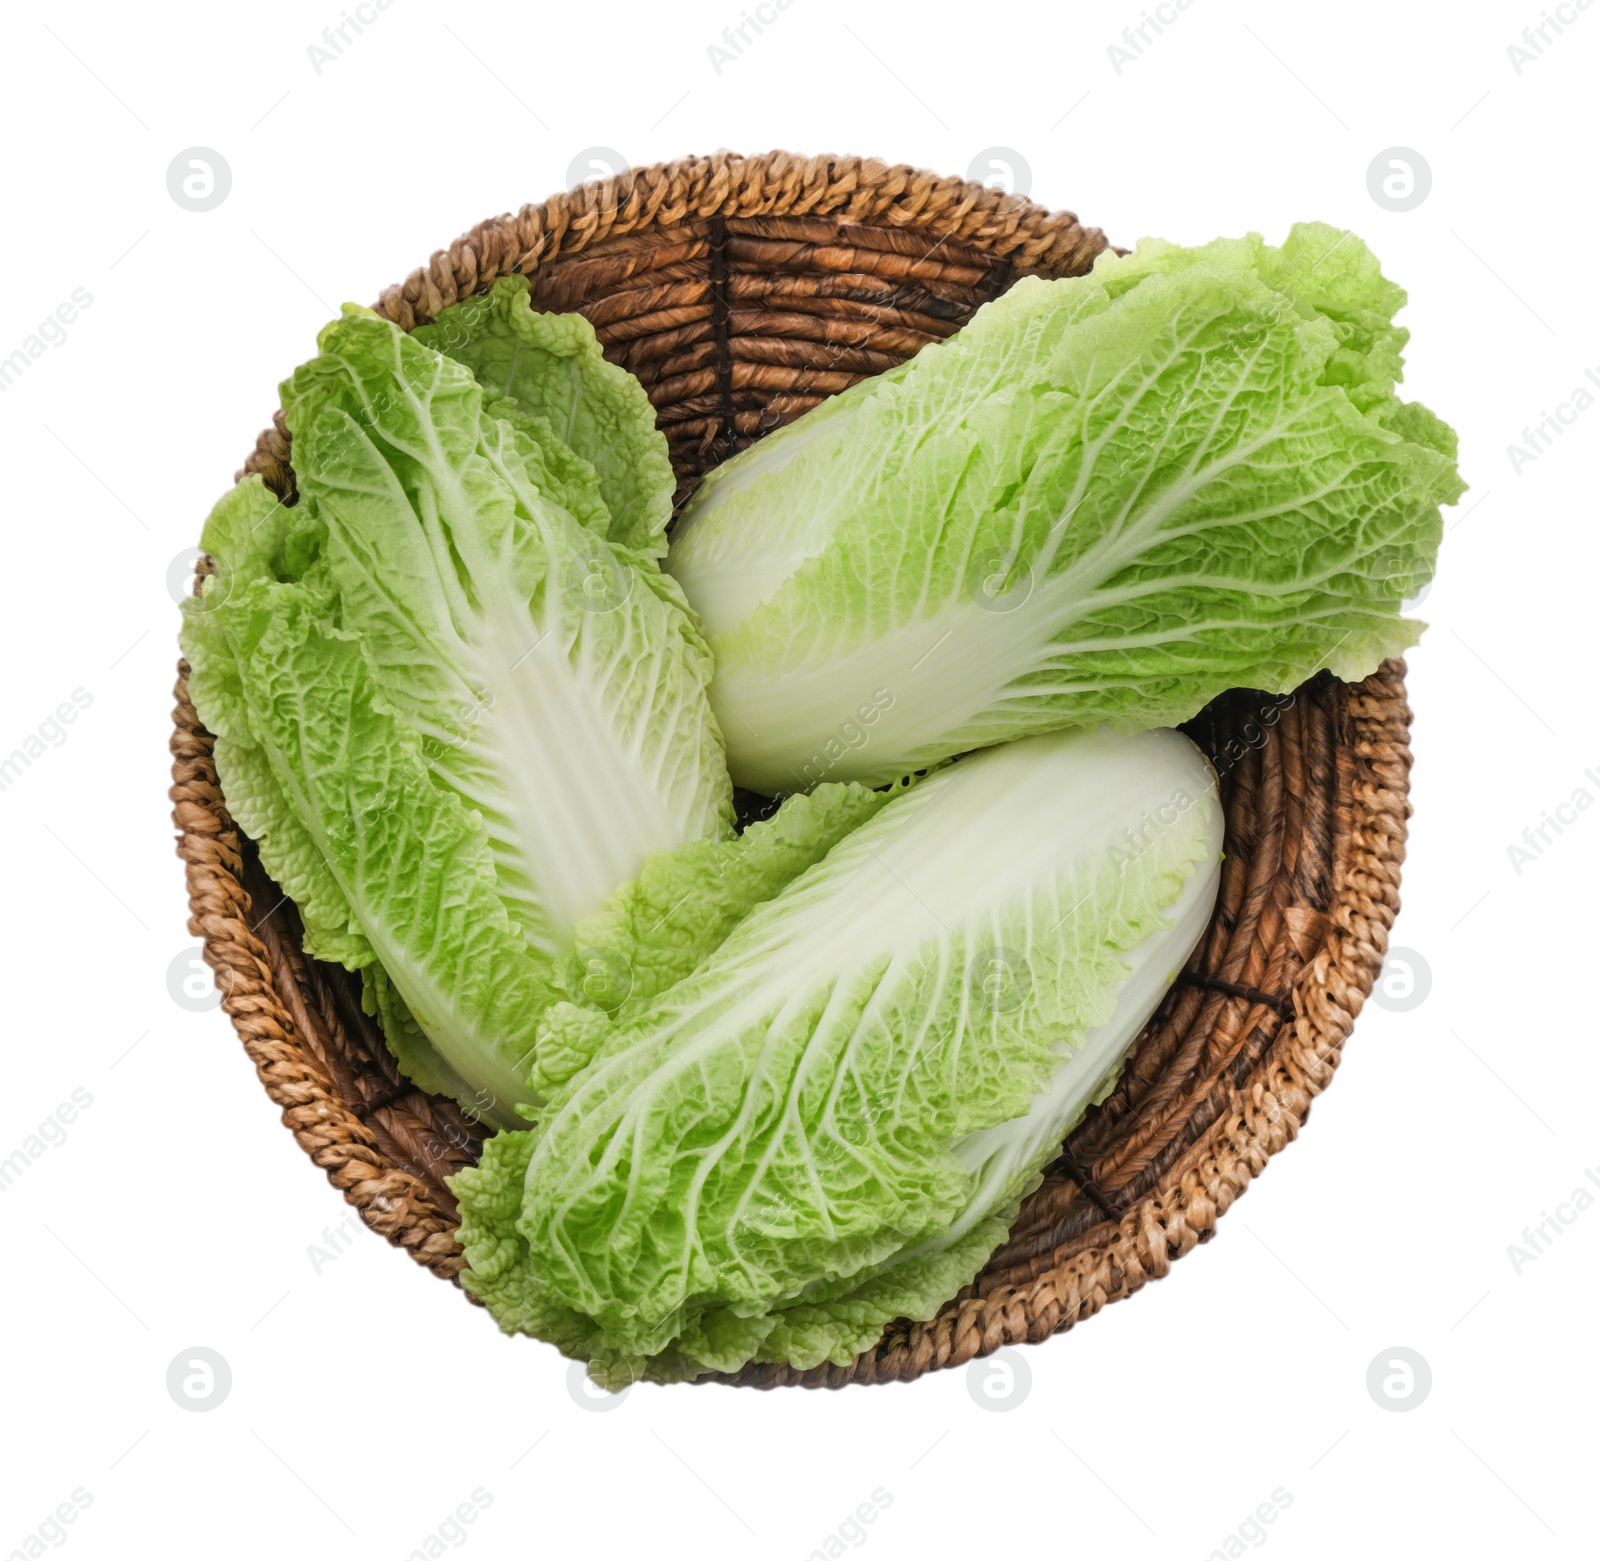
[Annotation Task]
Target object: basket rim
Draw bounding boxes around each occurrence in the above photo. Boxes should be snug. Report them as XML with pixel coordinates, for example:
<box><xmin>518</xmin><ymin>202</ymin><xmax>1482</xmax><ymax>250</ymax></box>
<box><xmin>374</xmin><ymin>147</ymin><xmax>1109</xmax><ymax>323</ymax></box>
<box><xmin>173</xmin><ymin>149</ymin><xmax>1412</xmax><ymax>1389</ymax></box>
<box><xmin>232</xmin><ymin>149</ymin><xmax>1109</xmax><ymax>496</ymax></box>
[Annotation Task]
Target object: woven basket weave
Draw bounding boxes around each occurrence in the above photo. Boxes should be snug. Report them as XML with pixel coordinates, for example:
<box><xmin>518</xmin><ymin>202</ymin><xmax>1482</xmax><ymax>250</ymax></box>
<box><xmin>169</xmin><ymin>149</ymin><xmax>1412</xmax><ymax>1389</ymax></box>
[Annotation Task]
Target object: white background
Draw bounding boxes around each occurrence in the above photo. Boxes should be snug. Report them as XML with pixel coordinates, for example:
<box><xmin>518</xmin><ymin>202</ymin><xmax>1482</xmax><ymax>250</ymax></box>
<box><xmin>2</xmin><ymin>1</ymin><xmax>1595</xmax><ymax>1557</ymax></box>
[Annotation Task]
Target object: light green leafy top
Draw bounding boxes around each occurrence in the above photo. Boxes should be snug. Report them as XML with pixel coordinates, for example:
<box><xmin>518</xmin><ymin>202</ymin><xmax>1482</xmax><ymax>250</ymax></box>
<box><xmin>668</xmin><ymin>222</ymin><xmax>1465</xmax><ymax>793</ymax></box>
<box><xmin>415</xmin><ymin>276</ymin><xmax>676</xmax><ymax>558</ymax></box>
<box><xmin>183</xmin><ymin>302</ymin><xmax>735</xmax><ymax>1122</ymax></box>
<box><xmin>453</xmin><ymin>727</ymin><xmax>1223</xmax><ymax>1382</ymax></box>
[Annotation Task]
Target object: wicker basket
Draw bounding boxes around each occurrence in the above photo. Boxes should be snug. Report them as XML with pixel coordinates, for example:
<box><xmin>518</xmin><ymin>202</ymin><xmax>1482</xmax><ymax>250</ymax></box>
<box><xmin>169</xmin><ymin>149</ymin><xmax>1412</xmax><ymax>1389</ymax></box>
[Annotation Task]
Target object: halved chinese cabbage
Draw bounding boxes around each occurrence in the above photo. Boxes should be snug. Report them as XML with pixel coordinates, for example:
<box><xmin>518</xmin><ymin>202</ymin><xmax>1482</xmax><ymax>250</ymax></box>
<box><xmin>667</xmin><ymin>224</ymin><xmax>1464</xmax><ymax>793</ymax></box>
<box><xmin>454</xmin><ymin>725</ymin><xmax>1223</xmax><ymax>1382</ymax></box>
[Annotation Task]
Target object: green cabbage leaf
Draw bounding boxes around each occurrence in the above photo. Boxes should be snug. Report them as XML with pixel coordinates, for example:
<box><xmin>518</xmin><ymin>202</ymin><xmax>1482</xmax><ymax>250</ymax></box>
<box><xmin>453</xmin><ymin>726</ymin><xmax>1223</xmax><ymax>1382</ymax></box>
<box><xmin>182</xmin><ymin>302</ymin><xmax>736</xmax><ymax>1123</ymax></box>
<box><xmin>667</xmin><ymin>223</ymin><xmax>1465</xmax><ymax>793</ymax></box>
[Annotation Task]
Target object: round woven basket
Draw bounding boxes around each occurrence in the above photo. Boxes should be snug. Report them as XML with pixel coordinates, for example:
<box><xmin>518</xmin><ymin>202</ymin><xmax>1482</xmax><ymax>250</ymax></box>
<box><xmin>169</xmin><ymin>149</ymin><xmax>1412</xmax><ymax>1389</ymax></box>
